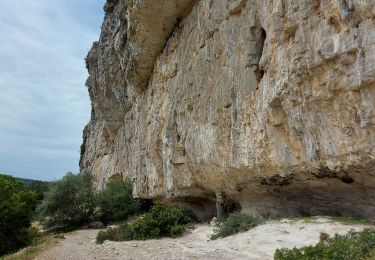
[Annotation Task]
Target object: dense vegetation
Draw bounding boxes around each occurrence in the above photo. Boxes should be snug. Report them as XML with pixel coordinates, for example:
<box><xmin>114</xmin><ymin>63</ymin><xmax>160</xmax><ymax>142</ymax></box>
<box><xmin>0</xmin><ymin>174</ymin><xmax>38</xmax><ymax>256</ymax></box>
<box><xmin>37</xmin><ymin>171</ymin><xmax>97</xmax><ymax>231</ymax></box>
<box><xmin>1</xmin><ymin>171</ymin><xmax>151</xmax><ymax>256</ymax></box>
<box><xmin>274</xmin><ymin>228</ymin><xmax>375</xmax><ymax>260</ymax></box>
<box><xmin>131</xmin><ymin>204</ymin><xmax>193</xmax><ymax>240</ymax></box>
<box><xmin>33</xmin><ymin>171</ymin><xmax>194</xmax><ymax>244</ymax></box>
<box><xmin>96</xmin><ymin>204</ymin><xmax>194</xmax><ymax>244</ymax></box>
<box><xmin>210</xmin><ymin>213</ymin><xmax>261</xmax><ymax>240</ymax></box>
<box><xmin>97</xmin><ymin>178</ymin><xmax>141</xmax><ymax>224</ymax></box>
<box><xmin>25</xmin><ymin>180</ymin><xmax>50</xmax><ymax>202</ymax></box>
<box><xmin>37</xmin><ymin>172</ymin><xmax>149</xmax><ymax>231</ymax></box>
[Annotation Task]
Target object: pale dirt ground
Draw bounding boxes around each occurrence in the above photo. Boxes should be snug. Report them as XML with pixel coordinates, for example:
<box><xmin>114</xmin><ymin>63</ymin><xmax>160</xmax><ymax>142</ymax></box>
<box><xmin>36</xmin><ymin>217</ymin><xmax>373</xmax><ymax>260</ymax></box>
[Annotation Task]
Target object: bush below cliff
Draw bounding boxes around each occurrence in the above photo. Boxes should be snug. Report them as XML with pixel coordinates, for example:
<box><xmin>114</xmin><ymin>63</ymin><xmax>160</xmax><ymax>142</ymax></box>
<box><xmin>96</xmin><ymin>204</ymin><xmax>195</xmax><ymax>244</ymax></box>
<box><xmin>97</xmin><ymin>178</ymin><xmax>145</xmax><ymax>224</ymax></box>
<box><xmin>275</xmin><ymin>228</ymin><xmax>375</xmax><ymax>260</ymax></box>
<box><xmin>210</xmin><ymin>213</ymin><xmax>262</xmax><ymax>240</ymax></box>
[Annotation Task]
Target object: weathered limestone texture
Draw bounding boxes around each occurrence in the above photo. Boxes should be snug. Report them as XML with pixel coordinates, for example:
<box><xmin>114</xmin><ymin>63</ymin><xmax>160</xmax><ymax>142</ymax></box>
<box><xmin>81</xmin><ymin>0</ymin><xmax>375</xmax><ymax>219</ymax></box>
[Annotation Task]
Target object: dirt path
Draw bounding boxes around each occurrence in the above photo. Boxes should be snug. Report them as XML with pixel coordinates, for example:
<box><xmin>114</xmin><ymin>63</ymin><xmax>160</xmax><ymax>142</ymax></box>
<box><xmin>36</xmin><ymin>217</ymin><xmax>373</xmax><ymax>260</ymax></box>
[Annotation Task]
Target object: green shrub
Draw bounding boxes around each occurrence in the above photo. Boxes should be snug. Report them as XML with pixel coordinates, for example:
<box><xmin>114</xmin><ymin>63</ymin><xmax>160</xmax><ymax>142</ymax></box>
<box><xmin>170</xmin><ymin>224</ymin><xmax>185</xmax><ymax>237</ymax></box>
<box><xmin>132</xmin><ymin>204</ymin><xmax>188</xmax><ymax>240</ymax></box>
<box><xmin>0</xmin><ymin>174</ymin><xmax>38</xmax><ymax>256</ymax></box>
<box><xmin>274</xmin><ymin>228</ymin><xmax>375</xmax><ymax>260</ymax></box>
<box><xmin>97</xmin><ymin>178</ymin><xmax>141</xmax><ymax>224</ymax></box>
<box><xmin>210</xmin><ymin>213</ymin><xmax>261</xmax><ymax>240</ymax></box>
<box><xmin>37</xmin><ymin>172</ymin><xmax>96</xmax><ymax>231</ymax></box>
<box><xmin>96</xmin><ymin>204</ymin><xmax>193</xmax><ymax>243</ymax></box>
<box><xmin>96</xmin><ymin>223</ymin><xmax>134</xmax><ymax>244</ymax></box>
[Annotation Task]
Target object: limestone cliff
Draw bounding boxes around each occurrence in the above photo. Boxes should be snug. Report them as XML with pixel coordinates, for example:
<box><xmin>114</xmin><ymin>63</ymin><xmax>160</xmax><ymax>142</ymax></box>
<box><xmin>81</xmin><ymin>0</ymin><xmax>375</xmax><ymax>219</ymax></box>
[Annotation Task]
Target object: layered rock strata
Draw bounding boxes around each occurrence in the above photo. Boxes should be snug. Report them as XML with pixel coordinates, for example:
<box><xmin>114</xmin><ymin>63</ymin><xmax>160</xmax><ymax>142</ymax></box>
<box><xmin>81</xmin><ymin>0</ymin><xmax>375</xmax><ymax>219</ymax></box>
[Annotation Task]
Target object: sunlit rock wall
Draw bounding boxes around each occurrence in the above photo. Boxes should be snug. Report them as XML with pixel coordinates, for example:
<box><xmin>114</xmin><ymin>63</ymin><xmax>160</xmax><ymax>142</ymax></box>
<box><xmin>81</xmin><ymin>0</ymin><xmax>375</xmax><ymax>219</ymax></box>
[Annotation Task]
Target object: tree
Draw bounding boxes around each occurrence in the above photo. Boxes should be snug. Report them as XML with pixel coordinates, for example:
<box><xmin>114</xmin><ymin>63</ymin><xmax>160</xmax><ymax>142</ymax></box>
<box><xmin>0</xmin><ymin>174</ymin><xmax>37</xmax><ymax>256</ymax></box>
<box><xmin>97</xmin><ymin>178</ymin><xmax>140</xmax><ymax>224</ymax></box>
<box><xmin>37</xmin><ymin>171</ymin><xmax>96</xmax><ymax>231</ymax></box>
<box><xmin>26</xmin><ymin>180</ymin><xmax>49</xmax><ymax>202</ymax></box>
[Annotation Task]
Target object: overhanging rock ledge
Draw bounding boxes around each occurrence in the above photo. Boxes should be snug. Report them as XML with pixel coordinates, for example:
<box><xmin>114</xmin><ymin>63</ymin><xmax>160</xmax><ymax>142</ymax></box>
<box><xmin>81</xmin><ymin>0</ymin><xmax>375</xmax><ymax>220</ymax></box>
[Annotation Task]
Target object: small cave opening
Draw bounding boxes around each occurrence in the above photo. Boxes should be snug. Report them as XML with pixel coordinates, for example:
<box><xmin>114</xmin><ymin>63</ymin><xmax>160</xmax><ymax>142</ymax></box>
<box><xmin>216</xmin><ymin>191</ymin><xmax>242</xmax><ymax>221</ymax></box>
<box><xmin>172</xmin><ymin>196</ymin><xmax>217</xmax><ymax>222</ymax></box>
<box><xmin>224</xmin><ymin>199</ymin><xmax>242</xmax><ymax>214</ymax></box>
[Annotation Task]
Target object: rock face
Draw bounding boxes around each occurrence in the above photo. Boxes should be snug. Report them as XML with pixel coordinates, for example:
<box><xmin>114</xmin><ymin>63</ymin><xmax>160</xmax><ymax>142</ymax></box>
<box><xmin>81</xmin><ymin>0</ymin><xmax>375</xmax><ymax>219</ymax></box>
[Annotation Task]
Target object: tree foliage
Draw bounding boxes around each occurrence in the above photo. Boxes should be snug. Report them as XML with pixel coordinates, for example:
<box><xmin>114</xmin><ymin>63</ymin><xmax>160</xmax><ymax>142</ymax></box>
<box><xmin>37</xmin><ymin>172</ymin><xmax>96</xmax><ymax>231</ymax></box>
<box><xmin>0</xmin><ymin>174</ymin><xmax>37</xmax><ymax>256</ymax></box>
<box><xmin>97</xmin><ymin>178</ymin><xmax>140</xmax><ymax>224</ymax></box>
<box><xmin>26</xmin><ymin>180</ymin><xmax>50</xmax><ymax>202</ymax></box>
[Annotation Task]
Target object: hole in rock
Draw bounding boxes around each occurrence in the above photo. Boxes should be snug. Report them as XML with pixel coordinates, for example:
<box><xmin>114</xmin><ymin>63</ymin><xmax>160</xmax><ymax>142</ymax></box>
<box><xmin>341</xmin><ymin>176</ymin><xmax>354</xmax><ymax>184</ymax></box>
<box><xmin>255</xmin><ymin>67</ymin><xmax>265</xmax><ymax>83</ymax></box>
<box><xmin>224</xmin><ymin>199</ymin><xmax>241</xmax><ymax>214</ymax></box>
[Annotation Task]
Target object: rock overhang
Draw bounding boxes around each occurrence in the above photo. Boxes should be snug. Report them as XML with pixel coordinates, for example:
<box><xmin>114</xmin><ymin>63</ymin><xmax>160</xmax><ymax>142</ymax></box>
<box><xmin>81</xmin><ymin>0</ymin><xmax>375</xmax><ymax>219</ymax></box>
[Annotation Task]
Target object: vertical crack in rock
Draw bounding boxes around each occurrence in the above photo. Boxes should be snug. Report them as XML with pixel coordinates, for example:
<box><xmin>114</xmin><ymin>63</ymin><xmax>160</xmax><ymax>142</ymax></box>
<box><xmin>252</xmin><ymin>26</ymin><xmax>266</xmax><ymax>85</ymax></box>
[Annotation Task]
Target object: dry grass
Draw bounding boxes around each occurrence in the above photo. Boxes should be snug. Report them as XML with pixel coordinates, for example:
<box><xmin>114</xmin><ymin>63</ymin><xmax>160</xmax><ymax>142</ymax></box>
<box><xmin>2</xmin><ymin>234</ymin><xmax>59</xmax><ymax>260</ymax></box>
<box><xmin>327</xmin><ymin>216</ymin><xmax>371</xmax><ymax>225</ymax></box>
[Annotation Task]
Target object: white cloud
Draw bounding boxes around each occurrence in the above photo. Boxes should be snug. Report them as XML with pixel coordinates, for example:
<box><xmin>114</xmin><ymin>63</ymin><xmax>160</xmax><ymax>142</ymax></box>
<box><xmin>0</xmin><ymin>0</ymin><xmax>106</xmax><ymax>180</ymax></box>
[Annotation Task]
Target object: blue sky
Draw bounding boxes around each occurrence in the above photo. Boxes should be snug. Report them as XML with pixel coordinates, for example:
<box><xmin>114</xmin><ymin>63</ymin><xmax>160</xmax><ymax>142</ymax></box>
<box><xmin>0</xmin><ymin>0</ymin><xmax>106</xmax><ymax>180</ymax></box>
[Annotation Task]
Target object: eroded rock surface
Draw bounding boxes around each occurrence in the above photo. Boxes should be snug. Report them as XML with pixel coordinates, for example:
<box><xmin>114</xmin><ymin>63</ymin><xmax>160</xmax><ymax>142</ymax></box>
<box><xmin>81</xmin><ymin>0</ymin><xmax>375</xmax><ymax>219</ymax></box>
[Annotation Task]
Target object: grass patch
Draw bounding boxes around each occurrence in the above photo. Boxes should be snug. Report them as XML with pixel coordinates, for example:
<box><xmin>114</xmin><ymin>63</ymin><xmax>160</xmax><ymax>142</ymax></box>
<box><xmin>328</xmin><ymin>216</ymin><xmax>370</xmax><ymax>225</ymax></box>
<box><xmin>287</xmin><ymin>215</ymin><xmax>371</xmax><ymax>225</ymax></box>
<box><xmin>274</xmin><ymin>228</ymin><xmax>375</xmax><ymax>260</ymax></box>
<box><xmin>3</xmin><ymin>234</ymin><xmax>59</xmax><ymax>260</ymax></box>
<box><xmin>210</xmin><ymin>213</ymin><xmax>262</xmax><ymax>240</ymax></box>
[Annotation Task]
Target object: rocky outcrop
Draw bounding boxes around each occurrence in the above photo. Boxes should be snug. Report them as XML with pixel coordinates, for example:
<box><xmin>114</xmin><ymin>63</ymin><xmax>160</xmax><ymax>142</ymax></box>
<box><xmin>81</xmin><ymin>0</ymin><xmax>375</xmax><ymax>219</ymax></box>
